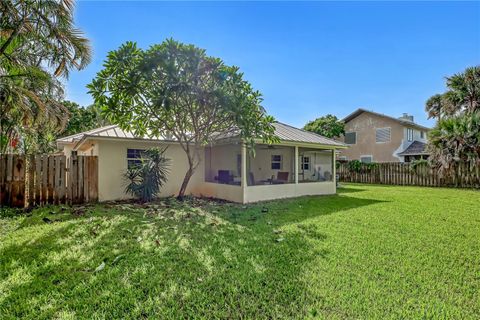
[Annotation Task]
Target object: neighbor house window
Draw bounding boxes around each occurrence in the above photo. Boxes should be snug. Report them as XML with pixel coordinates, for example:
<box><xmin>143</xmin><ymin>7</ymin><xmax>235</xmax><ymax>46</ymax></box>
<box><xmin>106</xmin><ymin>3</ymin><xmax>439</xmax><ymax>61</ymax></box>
<box><xmin>376</xmin><ymin>127</ymin><xmax>391</xmax><ymax>143</ymax></box>
<box><xmin>271</xmin><ymin>155</ymin><xmax>283</xmax><ymax>170</ymax></box>
<box><xmin>345</xmin><ymin>132</ymin><xmax>357</xmax><ymax>144</ymax></box>
<box><xmin>301</xmin><ymin>156</ymin><xmax>310</xmax><ymax>170</ymax></box>
<box><xmin>127</xmin><ymin>148</ymin><xmax>145</xmax><ymax>168</ymax></box>
<box><xmin>407</xmin><ymin>128</ymin><xmax>414</xmax><ymax>141</ymax></box>
<box><xmin>338</xmin><ymin>156</ymin><xmax>347</xmax><ymax>161</ymax></box>
<box><xmin>360</xmin><ymin>156</ymin><xmax>373</xmax><ymax>163</ymax></box>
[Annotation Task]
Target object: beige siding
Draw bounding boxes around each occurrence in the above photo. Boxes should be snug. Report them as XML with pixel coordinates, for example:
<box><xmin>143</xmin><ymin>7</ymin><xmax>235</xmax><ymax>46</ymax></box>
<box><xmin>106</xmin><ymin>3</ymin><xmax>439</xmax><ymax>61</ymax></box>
<box><xmin>339</xmin><ymin>112</ymin><xmax>405</xmax><ymax>162</ymax></box>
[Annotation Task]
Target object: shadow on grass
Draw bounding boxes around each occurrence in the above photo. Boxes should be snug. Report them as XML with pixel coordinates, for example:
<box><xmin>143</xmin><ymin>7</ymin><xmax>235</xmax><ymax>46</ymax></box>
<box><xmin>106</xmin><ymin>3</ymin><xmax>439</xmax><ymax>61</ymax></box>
<box><xmin>0</xmin><ymin>193</ymin><xmax>383</xmax><ymax>318</ymax></box>
<box><xmin>219</xmin><ymin>193</ymin><xmax>386</xmax><ymax>228</ymax></box>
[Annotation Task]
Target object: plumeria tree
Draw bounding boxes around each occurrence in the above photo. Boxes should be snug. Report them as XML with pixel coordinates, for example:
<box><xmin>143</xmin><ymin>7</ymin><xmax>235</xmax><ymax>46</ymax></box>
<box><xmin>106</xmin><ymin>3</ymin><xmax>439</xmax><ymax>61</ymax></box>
<box><xmin>88</xmin><ymin>39</ymin><xmax>278</xmax><ymax>198</ymax></box>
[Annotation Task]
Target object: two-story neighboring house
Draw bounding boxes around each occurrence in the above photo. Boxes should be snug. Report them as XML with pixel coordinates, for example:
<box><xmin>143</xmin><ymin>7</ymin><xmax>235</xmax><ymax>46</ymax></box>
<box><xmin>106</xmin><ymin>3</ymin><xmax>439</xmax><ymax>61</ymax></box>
<box><xmin>338</xmin><ymin>108</ymin><xmax>430</xmax><ymax>163</ymax></box>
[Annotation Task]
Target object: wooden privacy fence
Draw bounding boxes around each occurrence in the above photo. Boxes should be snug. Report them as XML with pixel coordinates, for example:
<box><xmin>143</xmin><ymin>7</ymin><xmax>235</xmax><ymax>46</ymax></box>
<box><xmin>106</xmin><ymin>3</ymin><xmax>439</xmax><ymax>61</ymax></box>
<box><xmin>337</xmin><ymin>161</ymin><xmax>480</xmax><ymax>188</ymax></box>
<box><xmin>0</xmin><ymin>153</ymin><xmax>98</xmax><ymax>208</ymax></box>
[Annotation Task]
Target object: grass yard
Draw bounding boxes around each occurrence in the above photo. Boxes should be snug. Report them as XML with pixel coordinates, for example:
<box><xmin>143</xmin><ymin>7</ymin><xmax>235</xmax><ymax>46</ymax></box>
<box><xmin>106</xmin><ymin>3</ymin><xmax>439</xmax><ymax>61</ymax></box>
<box><xmin>1</xmin><ymin>184</ymin><xmax>479</xmax><ymax>319</ymax></box>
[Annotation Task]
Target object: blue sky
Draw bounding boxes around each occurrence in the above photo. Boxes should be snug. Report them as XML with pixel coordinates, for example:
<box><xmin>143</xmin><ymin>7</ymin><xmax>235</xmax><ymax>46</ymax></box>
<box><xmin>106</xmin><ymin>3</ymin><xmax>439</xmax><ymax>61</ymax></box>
<box><xmin>68</xmin><ymin>1</ymin><xmax>480</xmax><ymax>128</ymax></box>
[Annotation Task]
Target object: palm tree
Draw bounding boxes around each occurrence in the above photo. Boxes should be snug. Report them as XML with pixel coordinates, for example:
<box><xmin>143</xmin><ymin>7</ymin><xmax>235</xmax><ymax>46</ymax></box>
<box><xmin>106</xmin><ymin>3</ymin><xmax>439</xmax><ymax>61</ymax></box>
<box><xmin>425</xmin><ymin>94</ymin><xmax>445</xmax><ymax>120</ymax></box>
<box><xmin>425</xmin><ymin>66</ymin><xmax>480</xmax><ymax>121</ymax></box>
<box><xmin>0</xmin><ymin>0</ymin><xmax>91</xmax><ymax>153</ymax></box>
<box><xmin>428</xmin><ymin>112</ymin><xmax>480</xmax><ymax>182</ymax></box>
<box><xmin>426</xmin><ymin>66</ymin><xmax>480</xmax><ymax>183</ymax></box>
<box><xmin>445</xmin><ymin>66</ymin><xmax>480</xmax><ymax>115</ymax></box>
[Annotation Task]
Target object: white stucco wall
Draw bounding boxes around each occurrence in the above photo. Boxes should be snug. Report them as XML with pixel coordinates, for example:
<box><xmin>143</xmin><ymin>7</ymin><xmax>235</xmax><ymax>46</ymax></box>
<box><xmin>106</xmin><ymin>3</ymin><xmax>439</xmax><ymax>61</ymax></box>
<box><xmin>244</xmin><ymin>181</ymin><xmax>335</xmax><ymax>203</ymax></box>
<box><xmin>96</xmin><ymin>139</ymin><xmax>205</xmax><ymax>201</ymax></box>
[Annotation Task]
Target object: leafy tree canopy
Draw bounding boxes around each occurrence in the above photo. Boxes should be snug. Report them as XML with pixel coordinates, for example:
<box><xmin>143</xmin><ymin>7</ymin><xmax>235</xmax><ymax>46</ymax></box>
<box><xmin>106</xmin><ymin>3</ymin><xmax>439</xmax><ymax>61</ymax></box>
<box><xmin>61</xmin><ymin>101</ymin><xmax>109</xmax><ymax>137</ymax></box>
<box><xmin>303</xmin><ymin>114</ymin><xmax>345</xmax><ymax>138</ymax></box>
<box><xmin>88</xmin><ymin>39</ymin><xmax>278</xmax><ymax>197</ymax></box>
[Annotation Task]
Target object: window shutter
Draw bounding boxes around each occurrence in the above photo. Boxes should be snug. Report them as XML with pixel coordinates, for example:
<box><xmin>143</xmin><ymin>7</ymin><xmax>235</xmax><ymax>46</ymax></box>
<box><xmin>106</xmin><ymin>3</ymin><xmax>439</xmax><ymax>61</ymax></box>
<box><xmin>376</xmin><ymin>128</ymin><xmax>391</xmax><ymax>143</ymax></box>
<box><xmin>345</xmin><ymin>132</ymin><xmax>356</xmax><ymax>144</ymax></box>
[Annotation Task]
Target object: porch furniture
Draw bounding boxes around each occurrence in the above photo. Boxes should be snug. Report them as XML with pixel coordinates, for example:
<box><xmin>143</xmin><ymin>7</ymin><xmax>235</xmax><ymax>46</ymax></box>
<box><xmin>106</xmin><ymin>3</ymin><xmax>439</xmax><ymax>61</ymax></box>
<box><xmin>324</xmin><ymin>171</ymin><xmax>332</xmax><ymax>181</ymax></box>
<box><xmin>248</xmin><ymin>172</ymin><xmax>256</xmax><ymax>186</ymax></box>
<box><xmin>218</xmin><ymin>170</ymin><xmax>233</xmax><ymax>184</ymax></box>
<box><xmin>272</xmin><ymin>171</ymin><xmax>289</xmax><ymax>184</ymax></box>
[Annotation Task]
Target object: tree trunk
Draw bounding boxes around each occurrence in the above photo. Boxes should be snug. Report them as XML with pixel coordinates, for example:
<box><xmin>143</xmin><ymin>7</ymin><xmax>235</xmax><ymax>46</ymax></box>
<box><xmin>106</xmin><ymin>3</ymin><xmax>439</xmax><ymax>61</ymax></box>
<box><xmin>178</xmin><ymin>166</ymin><xmax>194</xmax><ymax>200</ymax></box>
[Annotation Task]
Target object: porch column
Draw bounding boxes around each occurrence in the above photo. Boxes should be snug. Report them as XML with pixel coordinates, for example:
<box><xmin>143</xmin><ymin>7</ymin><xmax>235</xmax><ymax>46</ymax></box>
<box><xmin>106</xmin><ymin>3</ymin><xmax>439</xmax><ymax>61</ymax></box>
<box><xmin>294</xmin><ymin>146</ymin><xmax>299</xmax><ymax>184</ymax></box>
<box><xmin>332</xmin><ymin>149</ymin><xmax>336</xmax><ymax>184</ymax></box>
<box><xmin>240</xmin><ymin>143</ymin><xmax>248</xmax><ymax>204</ymax></box>
<box><xmin>241</xmin><ymin>143</ymin><xmax>247</xmax><ymax>188</ymax></box>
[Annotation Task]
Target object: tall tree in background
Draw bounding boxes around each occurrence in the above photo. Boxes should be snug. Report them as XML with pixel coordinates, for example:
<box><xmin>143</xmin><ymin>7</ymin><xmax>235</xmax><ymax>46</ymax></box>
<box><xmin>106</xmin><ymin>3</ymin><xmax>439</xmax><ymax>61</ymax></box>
<box><xmin>426</xmin><ymin>66</ymin><xmax>480</xmax><ymax>181</ymax></box>
<box><xmin>61</xmin><ymin>101</ymin><xmax>109</xmax><ymax>137</ymax></box>
<box><xmin>88</xmin><ymin>40</ymin><xmax>278</xmax><ymax>198</ymax></box>
<box><xmin>425</xmin><ymin>66</ymin><xmax>480</xmax><ymax>120</ymax></box>
<box><xmin>303</xmin><ymin>114</ymin><xmax>345</xmax><ymax>138</ymax></box>
<box><xmin>0</xmin><ymin>0</ymin><xmax>91</xmax><ymax>153</ymax></box>
<box><xmin>17</xmin><ymin>101</ymin><xmax>110</xmax><ymax>154</ymax></box>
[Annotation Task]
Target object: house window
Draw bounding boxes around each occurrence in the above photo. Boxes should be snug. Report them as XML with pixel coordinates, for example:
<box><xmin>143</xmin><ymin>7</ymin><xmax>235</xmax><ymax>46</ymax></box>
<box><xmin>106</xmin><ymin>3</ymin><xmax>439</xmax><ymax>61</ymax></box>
<box><xmin>360</xmin><ymin>156</ymin><xmax>373</xmax><ymax>163</ymax></box>
<box><xmin>407</xmin><ymin>128</ymin><xmax>414</xmax><ymax>141</ymax></box>
<box><xmin>271</xmin><ymin>155</ymin><xmax>283</xmax><ymax>170</ymax></box>
<box><xmin>127</xmin><ymin>148</ymin><xmax>145</xmax><ymax>168</ymax></box>
<box><xmin>420</xmin><ymin>131</ymin><xmax>425</xmax><ymax>139</ymax></box>
<box><xmin>301</xmin><ymin>156</ymin><xmax>310</xmax><ymax>170</ymax></box>
<box><xmin>345</xmin><ymin>132</ymin><xmax>356</xmax><ymax>144</ymax></box>
<box><xmin>338</xmin><ymin>156</ymin><xmax>347</xmax><ymax>161</ymax></box>
<box><xmin>376</xmin><ymin>127</ymin><xmax>391</xmax><ymax>143</ymax></box>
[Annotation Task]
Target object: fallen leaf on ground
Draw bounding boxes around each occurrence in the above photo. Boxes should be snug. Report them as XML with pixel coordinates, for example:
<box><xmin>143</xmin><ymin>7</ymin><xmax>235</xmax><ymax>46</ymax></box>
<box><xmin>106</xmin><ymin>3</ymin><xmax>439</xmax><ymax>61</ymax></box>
<box><xmin>94</xmin><ymin>261</ymin><xmax>105</xmax><ymax>272</ymax></box>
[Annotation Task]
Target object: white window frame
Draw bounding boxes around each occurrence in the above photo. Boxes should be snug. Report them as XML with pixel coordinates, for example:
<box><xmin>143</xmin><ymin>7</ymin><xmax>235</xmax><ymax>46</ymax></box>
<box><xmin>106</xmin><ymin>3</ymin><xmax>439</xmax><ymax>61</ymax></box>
<box><xmin>271</xmin><ymin>154</ymin><xmax>283</xmax><ymax>170</ymax></box>
<box><xmin>338</xmin><ymin>156</ymin><xmax>347</xmax><ymax>161</ymax></box>
<box><xmin>407</xmin><ymin>128</ymin><xmax>414</xmax><ymax>142</ymax></box>
<box><xmin>360</xmin><ymin>155</ymin><xmax>373</xmax><ymax>163</ymax></box>
<box><xmin>301</xmin><ymin>156</ymin><xmax>310</xmax><ymax>170</ymax></box>
<box><xmin>344</xmin><ymin>132</ymin><xmax>357</xmax><ymax>145</ymax></box>
<box><xmin>375</xmin><ymin>127</ymin><xmax>391</xmax><ymax>143</ymax></box>
<box><xmin>420</xmin><ymin>131</ymin><xmax>425</xmax><ymax>139</ymax></box>
<box><xmin>127</xmin><ymin>148</ymin><xmax>145</xmax><ymax>168</ymax></box>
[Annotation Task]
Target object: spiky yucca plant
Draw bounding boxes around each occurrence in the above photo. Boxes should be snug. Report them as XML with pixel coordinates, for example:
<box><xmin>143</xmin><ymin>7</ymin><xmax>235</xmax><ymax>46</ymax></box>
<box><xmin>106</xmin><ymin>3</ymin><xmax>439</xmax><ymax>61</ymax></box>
<box><xmin>124</xmin><ymin>148</ymin><xmax>170</xmax><ymax>202</ymax></box>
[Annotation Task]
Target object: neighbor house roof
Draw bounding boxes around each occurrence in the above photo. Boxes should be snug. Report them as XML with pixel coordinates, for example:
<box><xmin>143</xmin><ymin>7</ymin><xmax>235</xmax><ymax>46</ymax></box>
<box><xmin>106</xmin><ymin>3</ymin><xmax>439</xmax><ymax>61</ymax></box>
<box><xmin>57</xmin><ymin>122</ymin><xmax>346</xmax><ymax>149</ymax></box>
<box><xmin>343</xmin><ymin>108</ymin><xmax>430</xmax><ymax>131</ymax></box>
<box><xmin>397</xmin><ymin>141</ymin><xmax>429</xmax><ymax>156</ymax></box>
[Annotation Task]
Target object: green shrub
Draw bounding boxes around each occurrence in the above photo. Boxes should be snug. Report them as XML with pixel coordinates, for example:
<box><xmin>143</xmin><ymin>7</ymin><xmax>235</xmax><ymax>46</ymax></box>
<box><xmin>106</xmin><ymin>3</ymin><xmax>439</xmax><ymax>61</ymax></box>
<box><xmin>124</xmin><ymin>148</ymin><xmax>170</xmax><ymax>202</ymax></box>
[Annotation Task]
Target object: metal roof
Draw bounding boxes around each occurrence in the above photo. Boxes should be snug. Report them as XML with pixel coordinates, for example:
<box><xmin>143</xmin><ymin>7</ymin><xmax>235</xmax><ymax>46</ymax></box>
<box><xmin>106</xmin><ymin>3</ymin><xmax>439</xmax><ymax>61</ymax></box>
<box><xmin>56</xmin><ymin>125</ymin><xmax>168</xmax><ymax>143</ymax></box>
<box><xmin>397</xmin><ymin>141</ymin><xmax>430</xmax><ymax>156</ymax></box>
<box><xmin>272</xmin><ymin>122</ymin><xmax>345</xmax><ymax>147</ymax></box>
<box><xmin>343</xmin><ymin>108</ymin><xmax>431</xmax><ymax>131</ymax></box>
<box><xmin>57</xmin><ymin>122</ymin><xmax>346</xmax><ymax>148</ymax></box>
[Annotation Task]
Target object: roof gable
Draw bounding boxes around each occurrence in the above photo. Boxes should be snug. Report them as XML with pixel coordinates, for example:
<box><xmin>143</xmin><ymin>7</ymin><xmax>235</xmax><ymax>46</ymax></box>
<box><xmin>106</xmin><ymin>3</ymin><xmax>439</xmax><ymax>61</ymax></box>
<box><xmin>343</xmin><ymin>108</ymin><xmax>430</xmax><ymax>131</ymax></box>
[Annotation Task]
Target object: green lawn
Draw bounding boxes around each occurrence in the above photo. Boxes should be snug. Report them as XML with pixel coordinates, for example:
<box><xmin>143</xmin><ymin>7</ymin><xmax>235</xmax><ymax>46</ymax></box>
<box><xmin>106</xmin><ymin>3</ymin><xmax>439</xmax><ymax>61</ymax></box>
<box><xmin>1</xmin><ymin>184</ymin><xmax>479</xmax><ymax>319</ymax></box>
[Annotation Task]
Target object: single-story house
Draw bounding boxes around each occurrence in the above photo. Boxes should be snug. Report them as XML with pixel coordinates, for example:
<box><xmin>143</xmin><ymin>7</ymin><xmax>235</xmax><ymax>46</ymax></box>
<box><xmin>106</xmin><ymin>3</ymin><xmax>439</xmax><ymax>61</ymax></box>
<box><xmin>56</xmin><ymin>122</ymin><xmax>347</xmax><ymax>203</ymax></box>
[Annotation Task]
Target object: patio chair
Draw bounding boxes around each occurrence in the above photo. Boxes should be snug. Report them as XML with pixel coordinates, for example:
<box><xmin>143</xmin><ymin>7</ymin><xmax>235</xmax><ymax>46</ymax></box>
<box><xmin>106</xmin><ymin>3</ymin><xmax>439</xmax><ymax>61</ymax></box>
<box><xmin>248</xmin><ymin>172</ymin><xmax>256</xmax><ymax>186</ymax></box>
<box><xmin>273</xmin><ymin>171</ymin><xmax>289</xmax><ymax>184</ymax></box>
<box><xmin>324</xmin><ymin>171</ymin><xmax>332</xmax><ymax>181</ymax></box>
<box><xmin>218</xmin><ymin>170</ymin><xmax>232</xmax><ymax>184</ymax></box>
